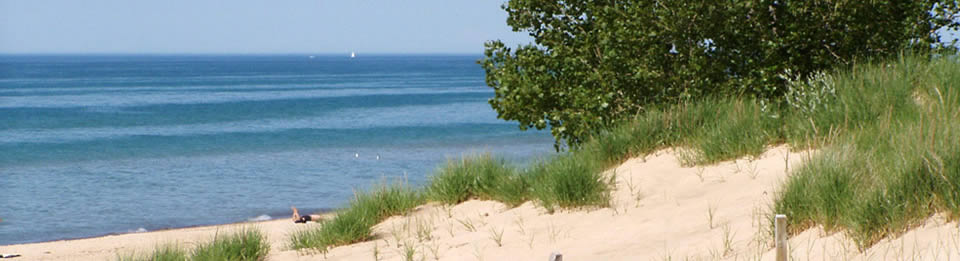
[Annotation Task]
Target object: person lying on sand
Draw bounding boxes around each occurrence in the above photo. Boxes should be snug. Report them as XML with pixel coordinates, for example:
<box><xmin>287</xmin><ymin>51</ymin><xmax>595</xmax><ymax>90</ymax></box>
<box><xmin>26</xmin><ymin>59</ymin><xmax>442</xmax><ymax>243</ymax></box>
<box><xmin>291</xmin><ymin>206</ymin><xmax>322</xmax><ymax>224</ymax></box>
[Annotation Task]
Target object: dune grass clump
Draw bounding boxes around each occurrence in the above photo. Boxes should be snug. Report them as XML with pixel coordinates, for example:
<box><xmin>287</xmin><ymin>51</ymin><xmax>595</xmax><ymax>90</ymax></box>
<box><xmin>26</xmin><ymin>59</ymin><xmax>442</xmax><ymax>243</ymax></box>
<box><xmin>191</xmin><ymin>228</ymin><xmax>270</xmax><ymax>261</ymax></box>
<box><xmin>118</xmin><ymin>228</ymin><xmax>269</xmax><ymax>261</ymax></box>
<box><xmin>576</xmin><ymin>97</ymin><xmax>782</xmax><ymax>167</ymax></box>
<box><xmin>151</xmin><ymin>245</ymin><xmax>191</xmax><ymax>261</ymax></box>
<box><xmin>575</xmin><ymin>108</ymin><xmax>676</xmax><ymax>166</ymax></box>
<box><xmin>684</xmin><ymin>99</ymin><xmax>782</xmax><ymax>164</ymax></box>
<box><xmin>290</xmin><ymin>181</ymin><xmax>423</xmax><ymax>254</ymax></box>
<box><xmin>427</xmin><ymin>152</ymin><xmax>615</xmax><ymax>212</ymax></box>
<box><xmin>774</xmin><ymin>55</ymin><xmax>960</xmax><ymax>248</ymax></box>
<box><xmin>117</xmin><ymin>244</ymin><xmax>189</xmax><ymax>261</ymax></box>
<box><xmin>427</xmin><ymin>154</ymin><xmax>525</xmax><ymax>206</ymax></box>
<box><xmin>527</xmin><ymin>154</ymin><xmax>611</xmax><ymax>212</ymax></box>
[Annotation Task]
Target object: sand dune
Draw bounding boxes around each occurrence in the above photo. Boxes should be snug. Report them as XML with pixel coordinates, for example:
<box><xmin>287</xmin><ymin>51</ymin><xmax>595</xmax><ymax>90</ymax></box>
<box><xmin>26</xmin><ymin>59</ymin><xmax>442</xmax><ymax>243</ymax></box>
<box><xmin>3</xmin><ymin>146</ymin><xmax>958</xmax><ymax>260</ymax></box>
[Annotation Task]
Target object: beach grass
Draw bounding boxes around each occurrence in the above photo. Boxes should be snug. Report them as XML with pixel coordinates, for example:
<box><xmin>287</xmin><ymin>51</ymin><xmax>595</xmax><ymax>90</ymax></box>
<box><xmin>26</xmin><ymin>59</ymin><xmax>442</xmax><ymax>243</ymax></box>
<box><xmin>191</xmin><ymin>228</ymin><xmax>270</xmax><ymax>261</ymax></box>
<box><xmin>575</xmin><ymin>54</ymin><xmax>960</xmax><ymax>249</ymax></box>
<box><xmin>427</xmin><ymin>154</ymin><xmax>524</xmax><ymax>206</ymax></box>
<box><xmin>570</xmin><ymin>54</ymin><xmax>960</xmax><ymax>249</ymax></box>
<box><xmin>289</xmin><ymin>147</ymin><xmax>620</xmax><ymax>252</ymax></box>
<box><xmin>118</xmin><ymin>227</ymin><xmax>269</xmax><ymax>261</ymax></box>
<box><xmin>567</xmin><ymin>54</ymin><xmax>960</xmax><ymax>249</ymax></box>
<box><xmin>576</xmin><ymin>97</ymin><xmax>782</xmax><ymax>167</ymax></box>
<box><xmin>426</xmin><ymin>152</ymin><xmax>612</xmax><ymax>211</ymax></box>
<box><xmin>117</xmin><ymin>244</ymin><xmax>189</xmax><ymax>261</ymax></box>
<box><xmin>774</xmin><ymin>55</ymin><xmax>960</xmax><ymax>248</ymax></box>
<box><xmin>527</xmin><ymin>154</ymin><xmax>611</xmax><ymax>212</ymax></box>
<box><xmin>289</xmin><ymin>180</ymin><xmax>423</xmax><ymax>254</ymax></box>
<box><xmin>289</xmin><ymin>54</ymin><xmax>960</xmax><ymax>251</ymax></box>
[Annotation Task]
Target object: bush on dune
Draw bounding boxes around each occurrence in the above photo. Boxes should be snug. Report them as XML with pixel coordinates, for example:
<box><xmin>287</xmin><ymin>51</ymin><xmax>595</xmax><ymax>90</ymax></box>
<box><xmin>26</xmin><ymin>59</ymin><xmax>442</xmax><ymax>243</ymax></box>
<box><xmin>482</xmin><ymin>0</ymin><xmax>960</xmax><ymax>148</ymax></box>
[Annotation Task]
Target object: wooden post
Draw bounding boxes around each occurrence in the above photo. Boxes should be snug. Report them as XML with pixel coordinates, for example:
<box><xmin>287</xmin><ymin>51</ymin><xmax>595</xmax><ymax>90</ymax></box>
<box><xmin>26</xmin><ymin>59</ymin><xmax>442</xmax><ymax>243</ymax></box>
<box><xmin>549</xmin><ymin>251</ymin><xmax>562</xmax><ymax>261</ymax></box>
<box><xmin>775</xmin><ymin>214</ymin><xmax>788</xmax><ymax>261</ymax></box>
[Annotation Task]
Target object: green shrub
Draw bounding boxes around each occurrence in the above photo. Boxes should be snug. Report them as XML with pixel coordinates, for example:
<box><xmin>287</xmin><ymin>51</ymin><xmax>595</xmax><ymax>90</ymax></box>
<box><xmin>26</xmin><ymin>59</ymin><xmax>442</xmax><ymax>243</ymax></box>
<box><xmin>482</xmin><ymin>1</ymin><xmax>959</xmax><ymax>147</ymax></box>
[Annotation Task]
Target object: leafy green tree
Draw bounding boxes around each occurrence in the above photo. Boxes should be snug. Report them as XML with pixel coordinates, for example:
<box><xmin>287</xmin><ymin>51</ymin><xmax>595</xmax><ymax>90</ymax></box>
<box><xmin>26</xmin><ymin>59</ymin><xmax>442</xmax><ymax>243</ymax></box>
<box><xmin>480</xmin><ymin>0</ymin><xmax>959</xmax><ymax>149</ymax></box>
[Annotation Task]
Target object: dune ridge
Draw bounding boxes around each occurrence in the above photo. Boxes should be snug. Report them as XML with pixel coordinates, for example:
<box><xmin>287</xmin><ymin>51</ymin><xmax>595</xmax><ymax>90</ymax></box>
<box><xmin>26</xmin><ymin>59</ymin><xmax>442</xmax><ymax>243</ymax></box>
<box><xmin>3</xmin><ymin>146</ymin><xmax>958</xmax><ymax>260</ymax></box>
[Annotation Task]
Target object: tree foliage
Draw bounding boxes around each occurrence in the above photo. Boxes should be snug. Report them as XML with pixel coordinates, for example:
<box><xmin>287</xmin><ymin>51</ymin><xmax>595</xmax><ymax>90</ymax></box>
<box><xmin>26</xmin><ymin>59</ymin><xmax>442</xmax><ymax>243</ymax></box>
<box><xmin>480</xmin><ymin>0</ymin><xmax>960</xmax><ymax>148</ymax></box>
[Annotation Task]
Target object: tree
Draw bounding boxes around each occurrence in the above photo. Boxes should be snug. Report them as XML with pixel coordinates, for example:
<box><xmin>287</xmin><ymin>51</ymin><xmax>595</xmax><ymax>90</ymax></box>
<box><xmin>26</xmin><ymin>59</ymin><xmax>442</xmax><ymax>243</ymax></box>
<box><xmin>480</xmin><ymin>0</ymin><xmax>960</xmax><ymax>149</ymax></box>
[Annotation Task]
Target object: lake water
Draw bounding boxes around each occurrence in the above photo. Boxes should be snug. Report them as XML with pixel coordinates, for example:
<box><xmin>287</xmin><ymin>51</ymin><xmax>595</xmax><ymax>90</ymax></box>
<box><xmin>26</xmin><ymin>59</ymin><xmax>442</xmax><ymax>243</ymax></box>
<box><xmin>0</xmin><ymin>55</ymin><xmax>555</xmax><ymax>245</ymax></box>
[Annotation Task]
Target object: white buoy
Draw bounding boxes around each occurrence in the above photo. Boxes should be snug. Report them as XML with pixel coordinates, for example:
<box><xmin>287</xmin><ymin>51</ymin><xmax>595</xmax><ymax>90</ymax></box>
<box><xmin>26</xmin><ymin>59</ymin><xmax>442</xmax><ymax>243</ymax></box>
<box><xmin>355</xmin><ymin>153</ymin><xmax>359</xmax><ymax>158</ymax></box>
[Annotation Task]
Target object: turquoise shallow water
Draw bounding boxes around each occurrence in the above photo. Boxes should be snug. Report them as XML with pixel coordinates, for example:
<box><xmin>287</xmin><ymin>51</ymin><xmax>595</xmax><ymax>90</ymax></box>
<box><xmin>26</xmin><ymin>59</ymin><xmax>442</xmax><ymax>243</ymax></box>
<box><xmin>0</xmin><ymin>55</ymin><xmax>555</xmax><ymax>245</ymax></box>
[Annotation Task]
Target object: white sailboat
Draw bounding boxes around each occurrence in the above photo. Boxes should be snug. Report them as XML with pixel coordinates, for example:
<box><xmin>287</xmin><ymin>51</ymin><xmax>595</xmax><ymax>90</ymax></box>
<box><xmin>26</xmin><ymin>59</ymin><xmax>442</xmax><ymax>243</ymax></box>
<box><xmin>350</xmin><ymin>52</ymin><xmax>356</xmax><ymax>58</ymax></box>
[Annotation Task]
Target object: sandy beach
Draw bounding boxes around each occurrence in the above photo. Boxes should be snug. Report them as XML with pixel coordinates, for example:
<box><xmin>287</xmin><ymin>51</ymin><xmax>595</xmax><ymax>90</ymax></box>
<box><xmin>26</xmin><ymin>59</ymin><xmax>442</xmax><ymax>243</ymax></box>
<box><xmin>3</xmin><ymin>146</ymin><xmax>959</xmax><ymax>260</ymax></box>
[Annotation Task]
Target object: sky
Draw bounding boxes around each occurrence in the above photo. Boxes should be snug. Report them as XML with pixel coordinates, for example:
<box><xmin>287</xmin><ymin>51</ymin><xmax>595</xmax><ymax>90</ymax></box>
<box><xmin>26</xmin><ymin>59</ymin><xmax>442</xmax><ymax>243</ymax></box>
<box><xmin>2</xmin><ymin>1</ymin><xmax>957</xmax><ymax>55</ymax></box>
<box><xmin>0</xmin><ymin>0</ymin><xmax>533</xmax><ymax>54</ymax></box>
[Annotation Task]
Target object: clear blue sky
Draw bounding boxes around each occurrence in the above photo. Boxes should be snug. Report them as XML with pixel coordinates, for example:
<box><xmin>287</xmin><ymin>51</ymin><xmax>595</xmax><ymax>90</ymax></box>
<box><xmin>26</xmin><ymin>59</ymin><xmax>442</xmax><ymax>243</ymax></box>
<box><xmin>0</xmin><ymin>0</ymin><xmax>532</xmax><ymax>54</ymax></box>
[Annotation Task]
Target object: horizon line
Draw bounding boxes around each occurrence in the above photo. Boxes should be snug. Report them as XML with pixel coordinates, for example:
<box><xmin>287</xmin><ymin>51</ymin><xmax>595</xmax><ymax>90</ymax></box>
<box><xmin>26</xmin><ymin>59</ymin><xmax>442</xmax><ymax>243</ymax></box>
<box><xmin>0</xmin><ymin>52</ymin><xmax>485</xmax><ymax>56</ymax></box>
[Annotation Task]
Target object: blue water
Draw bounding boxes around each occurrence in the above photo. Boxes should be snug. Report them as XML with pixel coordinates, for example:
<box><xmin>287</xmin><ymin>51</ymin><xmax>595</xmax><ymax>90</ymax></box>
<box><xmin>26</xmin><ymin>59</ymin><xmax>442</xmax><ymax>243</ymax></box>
<box><xmin>0</xmin><ymin>55</ymin><xmax>555</xmax><ymax>245</ymax></box>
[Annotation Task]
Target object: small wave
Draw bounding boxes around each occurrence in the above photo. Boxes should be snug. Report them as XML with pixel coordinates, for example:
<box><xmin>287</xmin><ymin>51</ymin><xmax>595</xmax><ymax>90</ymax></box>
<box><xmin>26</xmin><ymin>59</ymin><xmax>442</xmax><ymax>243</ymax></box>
<box><xmin>128</xmin><ymin>227</ymin><xmax>148</xmax><ymax>233</ymax></box>
<box><xmin>247</xmin><ymin>214</ymin><xmax>272</xmax><ymax>222</ymax></box>
<box><xmin>0</xmin><ymin>76</ymin><xmax>479</xmax><ymax>95</ymax></box>
<box><xmin>0</xmin><ymin>87</ymin><xmax>487</xmax><ymax>108</ymax></box>
<box><xmin>0</xmin><ymin>102</ymin><xmax>498</xmax><ymax>144</ymax></box>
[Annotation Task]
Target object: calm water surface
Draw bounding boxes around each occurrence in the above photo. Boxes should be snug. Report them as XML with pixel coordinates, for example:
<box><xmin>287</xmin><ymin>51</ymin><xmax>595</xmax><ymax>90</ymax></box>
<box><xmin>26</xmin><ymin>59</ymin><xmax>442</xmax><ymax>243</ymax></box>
<box><xmin>0</xmin><ymin>55</ymin><xmax>555</xmax><ymax>244</ymax></box>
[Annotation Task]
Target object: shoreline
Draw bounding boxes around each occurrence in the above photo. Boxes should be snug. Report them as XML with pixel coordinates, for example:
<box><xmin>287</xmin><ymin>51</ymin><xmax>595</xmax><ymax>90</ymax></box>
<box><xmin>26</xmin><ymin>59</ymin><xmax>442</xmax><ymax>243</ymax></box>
<box><xmin>4</xmin><ymin>146</ymin><xmax>959</xmax><ymax>260</ymax></box>
<box><xmin>0</xmin><ymin>212</ymin><xmax>338</xmax><ymax>261</ymax></box>
<box><xmin>0</xmin><ymin>207</ymin><xmax>335</xmax><ymax>246</ymax></box>
<box><xmin>5</xmin><ymin>147</ymin><xmax>800</xmax><ymax>261</ymax></box>
<box><xmin>2</xmin><ymin>217</ymin><xmax>278</xmax><ymax>246</ymax></box>
<box><xmin>0</xmin><ymin>219</ymin><xmax>295</xmax><ymax>261</ymax></box>
<box><xmin>0</xmin><ymin>218</ymin><xmax>278</xmax><ymax>246</ymax></box>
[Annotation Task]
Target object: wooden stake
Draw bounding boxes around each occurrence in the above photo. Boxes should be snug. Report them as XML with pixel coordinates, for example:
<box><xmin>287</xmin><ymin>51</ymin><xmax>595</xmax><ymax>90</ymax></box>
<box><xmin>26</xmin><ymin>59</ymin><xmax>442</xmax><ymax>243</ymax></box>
<box><xmin>549</xmin><ymin>251</ymin><xmax>562</xmax><ymax>261</ymax></box>
<box><xmin>775</xmin><ymin>214</ymin><xmax>788</xmax><ymax>261</ymax></box>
